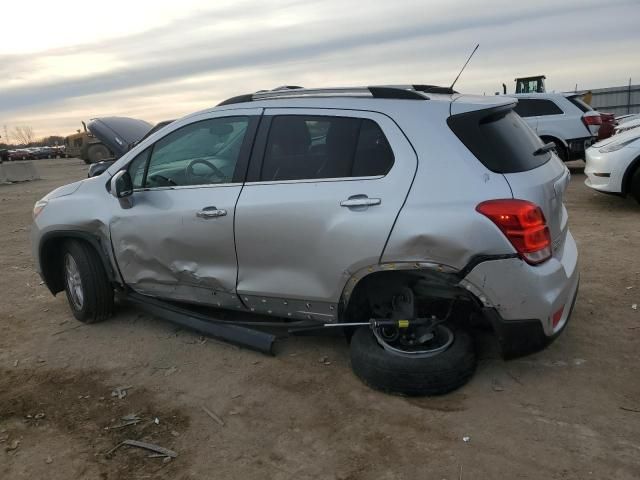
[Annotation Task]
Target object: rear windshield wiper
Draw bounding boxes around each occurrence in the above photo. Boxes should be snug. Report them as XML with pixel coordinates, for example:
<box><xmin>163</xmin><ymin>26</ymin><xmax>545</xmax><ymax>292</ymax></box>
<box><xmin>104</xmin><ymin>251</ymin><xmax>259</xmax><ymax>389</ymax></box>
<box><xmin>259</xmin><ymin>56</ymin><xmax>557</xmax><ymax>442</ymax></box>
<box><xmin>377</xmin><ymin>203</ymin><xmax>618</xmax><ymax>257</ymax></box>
<box><xmin>533</xmin><ymin>142</ymin><xmax>556</xmax><ymax>156</ymax></box>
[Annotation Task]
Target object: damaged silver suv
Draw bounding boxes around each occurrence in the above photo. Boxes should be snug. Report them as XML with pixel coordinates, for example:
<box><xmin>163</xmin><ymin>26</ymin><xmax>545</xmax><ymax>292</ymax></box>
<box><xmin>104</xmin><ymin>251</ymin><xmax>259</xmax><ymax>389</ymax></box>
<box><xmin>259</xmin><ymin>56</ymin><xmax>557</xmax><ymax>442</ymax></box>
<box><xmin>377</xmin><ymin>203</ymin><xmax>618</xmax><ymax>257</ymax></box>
<box><xmin>31</xmin><ymin>85</ymin><xmax>579</xmax><ymax>396</ymax></box>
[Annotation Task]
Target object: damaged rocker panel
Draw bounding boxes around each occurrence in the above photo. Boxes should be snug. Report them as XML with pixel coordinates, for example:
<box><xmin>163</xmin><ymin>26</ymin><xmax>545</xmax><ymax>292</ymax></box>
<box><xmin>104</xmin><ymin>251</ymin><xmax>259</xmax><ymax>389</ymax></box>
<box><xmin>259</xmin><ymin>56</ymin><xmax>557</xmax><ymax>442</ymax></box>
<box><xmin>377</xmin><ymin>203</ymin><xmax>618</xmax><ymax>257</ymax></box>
<box><xmin>240</xmin><ymin>294</ymin><xmax>338</xmax><ymax>322</ymax></box>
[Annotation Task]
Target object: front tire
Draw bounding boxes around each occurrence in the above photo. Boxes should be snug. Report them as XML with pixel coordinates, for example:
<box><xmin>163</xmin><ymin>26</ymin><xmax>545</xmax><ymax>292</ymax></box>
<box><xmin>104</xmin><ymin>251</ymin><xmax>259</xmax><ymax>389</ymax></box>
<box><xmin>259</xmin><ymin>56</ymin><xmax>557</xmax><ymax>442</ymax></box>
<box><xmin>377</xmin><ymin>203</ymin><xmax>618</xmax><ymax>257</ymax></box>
<box><xmin>62</xmin><ymin>240</ymin><xmax>113</xmax><ymax>323</ymax></box>
<box><xmin>630</xmin><ymin>166</ymin><xmax>640</xmax><ymax>204</ymax></box>
<box><xmin>350</xmin><ymin>325</ymin><xmax>476</xmax><ymax>396</ymax></box>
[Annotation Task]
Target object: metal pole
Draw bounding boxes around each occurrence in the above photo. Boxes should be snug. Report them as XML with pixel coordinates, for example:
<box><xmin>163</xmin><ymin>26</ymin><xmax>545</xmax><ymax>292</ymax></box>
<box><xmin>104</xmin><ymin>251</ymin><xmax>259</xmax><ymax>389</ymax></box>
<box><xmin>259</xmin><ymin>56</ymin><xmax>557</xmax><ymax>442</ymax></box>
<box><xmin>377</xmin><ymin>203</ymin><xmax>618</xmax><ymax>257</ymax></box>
<box><xmin>628</xmin><ymin>77</ymin><xmax>632</xmax><ymax>114</ymax></box>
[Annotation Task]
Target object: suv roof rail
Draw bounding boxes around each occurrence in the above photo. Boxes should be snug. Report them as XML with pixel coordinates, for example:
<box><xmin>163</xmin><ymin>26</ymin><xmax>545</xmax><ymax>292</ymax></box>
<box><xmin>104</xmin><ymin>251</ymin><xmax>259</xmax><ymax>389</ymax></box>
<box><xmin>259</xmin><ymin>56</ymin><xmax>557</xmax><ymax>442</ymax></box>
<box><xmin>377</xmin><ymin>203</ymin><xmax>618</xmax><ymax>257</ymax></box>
<box><xmin>217</xmin><ymin>85</ymin><xmax>437</xmax><ymax>106</ymax></box>
<box><xmin>412</xmin><ymin>84</ymin><xmax>458</xmax><ymax>94</ymax></box>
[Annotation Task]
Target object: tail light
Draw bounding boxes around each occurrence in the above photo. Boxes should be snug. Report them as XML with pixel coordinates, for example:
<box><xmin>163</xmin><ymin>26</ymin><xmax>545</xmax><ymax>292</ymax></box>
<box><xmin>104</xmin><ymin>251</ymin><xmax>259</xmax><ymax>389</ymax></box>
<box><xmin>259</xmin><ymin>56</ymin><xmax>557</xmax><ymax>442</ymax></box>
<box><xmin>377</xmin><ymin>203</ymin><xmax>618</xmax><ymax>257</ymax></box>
<box><xmin>582</xmin><ymin>114</ymin><xmax>602</xmax><ymax>127</ymax></box>
<box><xmin>476</xmin><ymin>199</ymin><xmax>552</xmax><ymax>265</ymax></box>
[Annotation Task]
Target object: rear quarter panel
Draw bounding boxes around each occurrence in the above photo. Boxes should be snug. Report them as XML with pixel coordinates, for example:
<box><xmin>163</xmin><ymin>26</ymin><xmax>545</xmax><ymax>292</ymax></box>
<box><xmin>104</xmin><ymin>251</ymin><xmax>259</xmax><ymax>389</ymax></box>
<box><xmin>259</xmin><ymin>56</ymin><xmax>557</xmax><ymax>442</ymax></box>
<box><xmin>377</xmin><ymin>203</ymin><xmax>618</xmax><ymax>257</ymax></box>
<box><xmin>380</xmin><ymin>102</ymin><xmax>516</xmax><ymax>269</ymax></box>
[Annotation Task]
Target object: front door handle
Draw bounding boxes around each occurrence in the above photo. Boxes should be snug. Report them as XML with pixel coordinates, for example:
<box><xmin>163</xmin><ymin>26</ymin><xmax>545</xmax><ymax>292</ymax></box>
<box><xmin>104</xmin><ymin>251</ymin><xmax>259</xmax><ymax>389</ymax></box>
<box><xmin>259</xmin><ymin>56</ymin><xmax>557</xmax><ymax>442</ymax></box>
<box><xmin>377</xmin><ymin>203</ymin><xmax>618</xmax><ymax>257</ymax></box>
<box><xmin>340</xmin><ymin>196</ymin><xmax>381</xmax><ymax>208</ymax></box>
<box><xmin>196</xmin><ymin>206</ymin><xmax>227</xmax><ymax>219</ymax></box>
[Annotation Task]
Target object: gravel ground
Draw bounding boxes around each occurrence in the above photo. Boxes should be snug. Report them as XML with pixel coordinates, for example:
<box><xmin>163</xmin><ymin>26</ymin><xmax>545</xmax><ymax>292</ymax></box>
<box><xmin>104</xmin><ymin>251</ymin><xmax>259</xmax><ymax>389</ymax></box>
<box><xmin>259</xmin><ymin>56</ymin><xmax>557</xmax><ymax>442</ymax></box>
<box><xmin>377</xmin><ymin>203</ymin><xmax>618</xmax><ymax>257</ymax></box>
<box><xmin>1</xmin><ymin>158</ymin><xmax>639</xmax><ymax>480</ymax></box>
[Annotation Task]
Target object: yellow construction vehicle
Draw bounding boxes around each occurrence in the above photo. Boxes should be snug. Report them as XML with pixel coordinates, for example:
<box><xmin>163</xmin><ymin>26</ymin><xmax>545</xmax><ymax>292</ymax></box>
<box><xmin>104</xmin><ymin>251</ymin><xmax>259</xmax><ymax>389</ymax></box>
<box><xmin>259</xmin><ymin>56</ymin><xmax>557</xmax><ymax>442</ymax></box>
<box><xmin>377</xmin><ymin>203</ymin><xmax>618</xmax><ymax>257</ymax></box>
<box><xmin>64</xmin><ymin>121</ymin><xmax>111</xmax><ymax>164</ymax></box>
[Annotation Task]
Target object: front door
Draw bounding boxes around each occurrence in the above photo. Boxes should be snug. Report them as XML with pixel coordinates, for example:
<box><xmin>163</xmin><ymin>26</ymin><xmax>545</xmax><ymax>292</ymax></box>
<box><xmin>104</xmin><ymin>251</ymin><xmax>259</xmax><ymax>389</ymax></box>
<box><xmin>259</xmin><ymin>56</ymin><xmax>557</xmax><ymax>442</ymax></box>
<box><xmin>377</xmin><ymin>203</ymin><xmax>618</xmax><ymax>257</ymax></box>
<box><xmin>234</xmin><ymin>108</ymin><xmax>417</xmax><ymax>320</ymax></box>
<box><xmin>109</xmin><ymin>110</ymin><xmax>260</xmax><ymax>307</ymax></box>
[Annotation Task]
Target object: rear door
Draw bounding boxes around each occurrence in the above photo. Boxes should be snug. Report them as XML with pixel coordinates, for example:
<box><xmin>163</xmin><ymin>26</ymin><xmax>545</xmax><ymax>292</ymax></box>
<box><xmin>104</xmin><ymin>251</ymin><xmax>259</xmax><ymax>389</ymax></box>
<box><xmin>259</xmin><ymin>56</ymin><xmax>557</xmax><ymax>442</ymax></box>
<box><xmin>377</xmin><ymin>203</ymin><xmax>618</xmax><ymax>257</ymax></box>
<box><xmin>234</xmin><ymin>108</ymin><xmax>417</xmax><ymax>319</ymax></box>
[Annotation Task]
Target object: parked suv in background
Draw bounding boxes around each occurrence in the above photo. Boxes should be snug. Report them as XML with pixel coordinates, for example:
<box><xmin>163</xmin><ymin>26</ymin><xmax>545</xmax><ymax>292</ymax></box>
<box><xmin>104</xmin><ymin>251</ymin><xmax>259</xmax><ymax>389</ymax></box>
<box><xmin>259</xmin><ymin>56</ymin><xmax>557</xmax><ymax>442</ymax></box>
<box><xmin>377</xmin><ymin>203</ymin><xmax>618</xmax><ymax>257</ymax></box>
<box><xmin>511</xmin><ymin>92</ymin><xmax>601</xmax><ymax>161</ymax></box>
<box><xmin>31</xmin><ymin>85</ymin><xmax>579</xmax><ymax>396</ymax></box>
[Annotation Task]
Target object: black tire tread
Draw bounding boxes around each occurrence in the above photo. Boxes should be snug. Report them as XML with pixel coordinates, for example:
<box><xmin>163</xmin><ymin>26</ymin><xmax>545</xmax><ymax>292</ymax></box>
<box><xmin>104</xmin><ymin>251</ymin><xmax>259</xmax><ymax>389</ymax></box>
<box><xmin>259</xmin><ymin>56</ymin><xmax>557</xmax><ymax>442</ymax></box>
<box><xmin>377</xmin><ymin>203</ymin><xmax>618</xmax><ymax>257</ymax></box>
<box><xmin>630</xmin><ymin>166</ymin><xmax>640</xmax><ymax>203</ymax></box>
<box><xmin>350</xmin><ymin>326</ymin><xmax>476</xmax><ymax>396</ymax></box>
<box><xmin>541</xmin><ymin>136</ymin><xmax>567</xmax><ymax>162</ymax></box>
<box><xmin>63</xmin><ymin>240</ymin><xmax>113</xmax><ymax>323</ymax></box>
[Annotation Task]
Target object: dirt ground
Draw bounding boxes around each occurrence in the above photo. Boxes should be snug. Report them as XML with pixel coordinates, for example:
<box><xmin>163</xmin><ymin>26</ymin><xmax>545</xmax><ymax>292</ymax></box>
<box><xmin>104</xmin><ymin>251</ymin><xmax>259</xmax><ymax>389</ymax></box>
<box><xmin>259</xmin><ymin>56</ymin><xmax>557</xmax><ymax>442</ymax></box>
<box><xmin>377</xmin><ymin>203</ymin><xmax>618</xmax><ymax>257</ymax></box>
<box><xmin>1</xmin><ymin>158</ymin><xmax>639</xmax><ymax>480</ymax></box>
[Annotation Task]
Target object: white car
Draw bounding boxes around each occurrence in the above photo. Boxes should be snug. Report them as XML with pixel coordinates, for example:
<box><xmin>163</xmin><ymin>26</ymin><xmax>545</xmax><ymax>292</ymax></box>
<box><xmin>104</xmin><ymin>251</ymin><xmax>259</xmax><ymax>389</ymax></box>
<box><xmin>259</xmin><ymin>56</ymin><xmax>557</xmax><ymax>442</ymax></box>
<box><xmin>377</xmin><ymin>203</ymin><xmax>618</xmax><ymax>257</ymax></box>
<box><xmin>584</xmin><ymin>128</ymin><xmax>640</xmax><ymax>202</ymax></box>
<box><xmin>614</xmin><ymin>118</ymin><xmax>640</xmax><ymax>135</ymax></box>
<box><xmin>511</xmin><ymin>92</ymin><xmax>601</xmax><ymax>161</ymax></box>
<box><xmin>616</xmin><ymin>113</ymin><xmax>640</xmax><ymax>125</ymax></box>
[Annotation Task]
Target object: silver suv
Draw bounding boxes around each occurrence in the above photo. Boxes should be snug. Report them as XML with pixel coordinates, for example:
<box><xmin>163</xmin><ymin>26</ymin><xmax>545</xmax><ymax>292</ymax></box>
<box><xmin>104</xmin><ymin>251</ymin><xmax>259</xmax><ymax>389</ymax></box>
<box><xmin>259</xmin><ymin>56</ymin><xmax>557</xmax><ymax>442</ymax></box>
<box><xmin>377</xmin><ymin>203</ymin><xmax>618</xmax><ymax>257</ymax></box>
<box><xmin>31</xmin><ymin>85</ymin><xmax>579</xmax><ymax>396</ymax></box>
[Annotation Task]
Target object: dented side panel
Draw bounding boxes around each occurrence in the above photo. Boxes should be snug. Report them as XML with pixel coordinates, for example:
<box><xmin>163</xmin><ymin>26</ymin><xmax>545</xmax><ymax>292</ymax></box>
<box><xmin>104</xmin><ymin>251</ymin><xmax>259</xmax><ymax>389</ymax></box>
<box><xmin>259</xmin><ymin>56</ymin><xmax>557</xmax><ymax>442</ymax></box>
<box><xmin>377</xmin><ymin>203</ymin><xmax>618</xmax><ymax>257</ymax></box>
<box><xmin>460</xmin><ymin>230</ymin><xmax>579</xmax><ymax>336</ymax></box>
<box><xmin>109</xmin><ymin>185</ymin><xmax>243</xmax><ymax>306</ymax></box>
<box><xmin>31</xmin><ymin>176</ymin><xmax>121</xmax><ymax>283</ymax></box>
<box><xmin>380</xmin><ymin>101</ymin><xmax>516</xmax><ymax>268</ymax></box>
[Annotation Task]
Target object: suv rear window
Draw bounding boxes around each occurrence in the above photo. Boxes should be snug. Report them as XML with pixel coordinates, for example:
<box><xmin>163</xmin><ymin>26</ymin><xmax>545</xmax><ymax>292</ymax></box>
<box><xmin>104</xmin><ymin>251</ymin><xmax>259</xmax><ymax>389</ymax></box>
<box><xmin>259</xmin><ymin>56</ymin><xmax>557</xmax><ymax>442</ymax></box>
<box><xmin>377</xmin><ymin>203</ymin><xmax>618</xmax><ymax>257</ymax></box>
<box><xmin>260</xmin><ymin>116</ymin><xmax>394</xmax><ymax>181</ymax></box>
<box><xmin>447</xmin><ymin>107</ymin><xmax>550</xmax><ymax>173</ymax></box>
<box><xmin>567</xmin><ymin>96</ymin><xmax>593</xmax><ymax>113</ymax></box>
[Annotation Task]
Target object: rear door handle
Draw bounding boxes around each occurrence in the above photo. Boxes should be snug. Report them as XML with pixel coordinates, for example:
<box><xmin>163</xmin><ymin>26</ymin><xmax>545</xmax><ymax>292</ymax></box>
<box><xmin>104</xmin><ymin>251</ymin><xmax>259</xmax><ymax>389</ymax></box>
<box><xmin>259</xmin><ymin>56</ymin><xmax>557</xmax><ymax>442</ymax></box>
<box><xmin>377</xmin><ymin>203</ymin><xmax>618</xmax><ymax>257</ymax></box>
<box><xmin>340</xmin><ymin>196</ymin><xmax>381</xmax><ymax>208</ymax></box>
<box><xmin>196</xmin><ymin>206</ymin><xmax>227</xmax><ymax>219</ymax></box>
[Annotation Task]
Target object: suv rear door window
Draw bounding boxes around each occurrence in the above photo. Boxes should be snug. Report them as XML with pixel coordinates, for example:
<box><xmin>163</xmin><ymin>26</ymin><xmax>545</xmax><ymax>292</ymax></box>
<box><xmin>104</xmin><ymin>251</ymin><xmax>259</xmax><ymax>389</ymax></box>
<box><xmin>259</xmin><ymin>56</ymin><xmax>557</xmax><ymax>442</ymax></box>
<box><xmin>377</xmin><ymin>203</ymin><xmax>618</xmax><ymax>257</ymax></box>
<box><xmin>514</xmin><ymin>98</ymin><xmax>563</xmax><ymax>117</ymax></box>
<box><xmin>260</xmin><ymin>115</ymin><xmax>394</xmax><ymax>181</ymax></box>
<box><xmin>448</xmin><ymin>108</ymin><xmax>551</xmax><ymax>173</ymax></box>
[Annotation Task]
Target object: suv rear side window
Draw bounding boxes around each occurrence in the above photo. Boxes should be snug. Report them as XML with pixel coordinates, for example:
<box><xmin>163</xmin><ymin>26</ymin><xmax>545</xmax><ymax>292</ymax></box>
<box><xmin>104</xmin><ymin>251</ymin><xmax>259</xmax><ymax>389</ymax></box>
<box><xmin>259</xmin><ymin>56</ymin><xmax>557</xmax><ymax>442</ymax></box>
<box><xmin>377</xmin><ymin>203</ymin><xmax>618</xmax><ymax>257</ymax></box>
<box><xmin>567</xmin><ymin>96</ymin><xmax>592</xmax><ymax>113</ymax></box>
<box><xmin>260</xmin><ymin>115</ymin><xmax>393</xmax><ymax>181</ymax></box>
<box><xmin>514</xmin><ymin>98</ymin><xmax>563</xmax><ymax>117</ymax></box>
<box><xmin>448</xmin><ymin>108</ymin><xmax>550</xmax><ymax>173</ymax></box>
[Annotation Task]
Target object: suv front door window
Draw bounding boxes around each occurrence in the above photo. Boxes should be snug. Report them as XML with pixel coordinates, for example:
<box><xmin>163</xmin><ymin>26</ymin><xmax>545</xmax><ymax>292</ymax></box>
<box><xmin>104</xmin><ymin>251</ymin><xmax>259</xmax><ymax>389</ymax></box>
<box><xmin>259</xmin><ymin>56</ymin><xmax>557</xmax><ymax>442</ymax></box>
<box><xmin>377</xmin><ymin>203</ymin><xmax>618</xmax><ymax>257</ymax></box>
<box><xmin>142</xmin><ymin>117</ymin><xmax>249</xmax><ymax>188</ymax></box>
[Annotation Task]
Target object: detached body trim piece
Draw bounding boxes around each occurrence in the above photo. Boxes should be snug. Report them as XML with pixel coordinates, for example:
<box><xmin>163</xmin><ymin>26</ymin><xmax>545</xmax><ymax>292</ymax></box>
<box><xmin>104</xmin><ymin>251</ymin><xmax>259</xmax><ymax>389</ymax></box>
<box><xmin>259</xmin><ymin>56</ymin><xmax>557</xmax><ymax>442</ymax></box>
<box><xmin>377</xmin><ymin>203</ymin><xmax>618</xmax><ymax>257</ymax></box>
<box><xmin>124</xmin><ymin>292</ymin><xmax>277</xmax><ymax>355</ymax></box>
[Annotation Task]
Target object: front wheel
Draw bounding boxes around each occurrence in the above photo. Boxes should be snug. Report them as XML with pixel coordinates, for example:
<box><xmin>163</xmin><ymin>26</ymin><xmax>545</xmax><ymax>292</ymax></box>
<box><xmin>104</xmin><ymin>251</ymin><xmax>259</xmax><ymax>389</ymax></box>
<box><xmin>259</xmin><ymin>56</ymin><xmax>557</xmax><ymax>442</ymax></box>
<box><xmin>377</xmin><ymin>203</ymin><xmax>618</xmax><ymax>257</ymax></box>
<box><xmin>630</xmin><ymin>166</ymin><xmax>640</xmax><ymax>204</ymax></box>
<box><xmin>62</xmin><ymin>240</ymin><xmax>113</xmax><ymax>323</ymax></box>
<box><xmin>350</xmin><ymin>325</ymin><xmax>476</xmax><ymax>396</ymax></box>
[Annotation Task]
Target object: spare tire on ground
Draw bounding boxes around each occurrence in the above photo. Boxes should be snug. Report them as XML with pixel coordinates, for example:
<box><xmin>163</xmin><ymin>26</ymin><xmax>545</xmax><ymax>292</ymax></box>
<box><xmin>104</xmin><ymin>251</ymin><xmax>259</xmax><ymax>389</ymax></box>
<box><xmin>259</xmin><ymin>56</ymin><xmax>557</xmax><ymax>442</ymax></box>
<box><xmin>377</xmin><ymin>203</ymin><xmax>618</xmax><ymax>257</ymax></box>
<box><xmin>350</xmin><ymin>324</ymin><xmax>476</xmax><ymax>396</ymax></box>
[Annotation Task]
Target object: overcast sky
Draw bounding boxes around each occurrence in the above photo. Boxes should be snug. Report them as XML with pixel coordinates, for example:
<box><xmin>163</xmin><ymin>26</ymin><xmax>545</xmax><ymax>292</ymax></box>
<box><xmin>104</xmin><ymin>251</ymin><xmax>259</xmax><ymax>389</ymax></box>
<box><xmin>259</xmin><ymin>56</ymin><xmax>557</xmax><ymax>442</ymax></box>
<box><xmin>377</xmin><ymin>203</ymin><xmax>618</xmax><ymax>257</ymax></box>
<box><xmin>1</xmin><ymin>0</ymin><xmax>639</xmax><ymax>140</ymax></box>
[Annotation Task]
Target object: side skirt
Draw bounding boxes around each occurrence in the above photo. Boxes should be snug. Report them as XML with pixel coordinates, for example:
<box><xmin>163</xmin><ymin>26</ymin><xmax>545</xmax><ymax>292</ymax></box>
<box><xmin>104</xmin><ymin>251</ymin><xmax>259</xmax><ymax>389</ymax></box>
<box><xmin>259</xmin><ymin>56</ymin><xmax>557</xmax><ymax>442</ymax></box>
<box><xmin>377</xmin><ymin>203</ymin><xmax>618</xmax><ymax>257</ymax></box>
<box><xmin>123</xmin><ymin>291</ymin><xmax>278</xmax><ymax>355</ymax></box>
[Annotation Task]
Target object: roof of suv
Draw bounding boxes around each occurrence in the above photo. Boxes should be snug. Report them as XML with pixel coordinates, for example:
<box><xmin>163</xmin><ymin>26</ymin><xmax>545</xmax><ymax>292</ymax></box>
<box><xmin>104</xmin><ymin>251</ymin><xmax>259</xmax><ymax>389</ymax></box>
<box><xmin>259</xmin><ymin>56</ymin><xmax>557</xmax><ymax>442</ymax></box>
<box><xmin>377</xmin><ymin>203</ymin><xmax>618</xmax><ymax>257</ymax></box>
<box><xmin>512</xmin><ymin>92</ymin><xmax>585</xmax><ymax>100</ymax></box>
<box><xmin>210</xmin><ymin>85</ymin><xmax>516</xmax><ymax>115</ymax></box>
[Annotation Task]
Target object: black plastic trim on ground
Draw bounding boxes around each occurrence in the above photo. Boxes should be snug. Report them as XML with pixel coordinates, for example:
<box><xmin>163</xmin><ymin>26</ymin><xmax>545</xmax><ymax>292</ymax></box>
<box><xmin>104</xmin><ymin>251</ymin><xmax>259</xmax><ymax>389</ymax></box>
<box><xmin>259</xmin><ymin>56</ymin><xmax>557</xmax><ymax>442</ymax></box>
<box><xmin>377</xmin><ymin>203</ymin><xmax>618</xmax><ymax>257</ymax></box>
<box><xmin>124</xmin><ymin>292</ymin><xmax>277</xmax><ymax>355</ymax></box>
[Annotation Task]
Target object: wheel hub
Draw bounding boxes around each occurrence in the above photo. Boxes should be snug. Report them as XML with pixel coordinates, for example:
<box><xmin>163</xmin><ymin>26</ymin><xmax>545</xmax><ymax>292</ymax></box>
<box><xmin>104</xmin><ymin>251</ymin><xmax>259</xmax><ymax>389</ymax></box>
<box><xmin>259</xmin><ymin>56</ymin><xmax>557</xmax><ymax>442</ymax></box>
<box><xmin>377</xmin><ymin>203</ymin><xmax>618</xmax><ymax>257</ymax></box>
<box><xmin>372</xmin><ymin>323</ymin><xmax>454</xmax><ymax>358</ymax></box>
<box><xmin>64</xmin><ymin>254</ymin><xmax>84</xmax><ymax>310</ymax></box>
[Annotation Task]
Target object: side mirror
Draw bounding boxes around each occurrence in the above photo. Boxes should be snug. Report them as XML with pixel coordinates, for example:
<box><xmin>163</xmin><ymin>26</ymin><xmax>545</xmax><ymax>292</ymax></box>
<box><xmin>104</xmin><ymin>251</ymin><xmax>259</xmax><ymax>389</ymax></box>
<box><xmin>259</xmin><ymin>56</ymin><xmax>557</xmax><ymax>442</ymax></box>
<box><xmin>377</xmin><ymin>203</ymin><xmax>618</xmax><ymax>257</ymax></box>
<box><xmin>110</xmin><ymin>170</ymin><xmax>133</xmax><ymax>198</ymax></box>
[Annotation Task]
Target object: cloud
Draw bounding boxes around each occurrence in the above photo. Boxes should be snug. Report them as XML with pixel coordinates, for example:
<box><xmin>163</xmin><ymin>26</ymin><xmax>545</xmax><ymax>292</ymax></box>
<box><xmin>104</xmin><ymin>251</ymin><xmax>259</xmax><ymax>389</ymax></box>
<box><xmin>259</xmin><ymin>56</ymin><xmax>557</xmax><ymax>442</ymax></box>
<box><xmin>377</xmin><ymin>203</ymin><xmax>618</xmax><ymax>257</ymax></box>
<box><xmin>1</xmin><ymin>0</ymin><xmax>638</xmax><ymax>137</ymax></box>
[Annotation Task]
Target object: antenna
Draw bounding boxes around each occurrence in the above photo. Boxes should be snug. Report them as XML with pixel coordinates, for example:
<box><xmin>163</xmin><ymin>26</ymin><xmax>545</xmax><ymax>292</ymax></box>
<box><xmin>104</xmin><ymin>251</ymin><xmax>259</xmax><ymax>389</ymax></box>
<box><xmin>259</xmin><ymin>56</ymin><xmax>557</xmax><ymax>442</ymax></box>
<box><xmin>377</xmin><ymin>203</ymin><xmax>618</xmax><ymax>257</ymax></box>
<box><xmin>449</xmin><ymin>44</ymin><xmax>479</xmax><ymax>91</ymax></box>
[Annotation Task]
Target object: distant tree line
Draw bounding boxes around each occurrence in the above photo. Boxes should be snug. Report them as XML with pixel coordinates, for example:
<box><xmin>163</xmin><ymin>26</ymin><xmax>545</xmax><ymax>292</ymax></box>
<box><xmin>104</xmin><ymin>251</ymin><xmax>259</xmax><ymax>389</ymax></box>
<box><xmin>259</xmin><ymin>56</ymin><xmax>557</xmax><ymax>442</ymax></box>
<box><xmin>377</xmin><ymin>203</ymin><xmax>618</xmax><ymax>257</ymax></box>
<box><xmin>0</xmin><ymin>124</ymin><xmax>65</xmax><ymax>149</ymax></box>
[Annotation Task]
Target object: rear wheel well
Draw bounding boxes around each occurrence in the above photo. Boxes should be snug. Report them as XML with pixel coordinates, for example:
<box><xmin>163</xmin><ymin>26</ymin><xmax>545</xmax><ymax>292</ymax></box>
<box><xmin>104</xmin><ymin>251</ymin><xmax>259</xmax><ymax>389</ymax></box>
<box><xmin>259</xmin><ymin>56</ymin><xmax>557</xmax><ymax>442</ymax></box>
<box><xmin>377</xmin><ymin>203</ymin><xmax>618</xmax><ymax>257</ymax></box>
<box><xmin>40</xmin><ymin>233</ymin><xmax>116</xmax><ymax>295</ymax></box>
<box><xmin>341</xmin><ymin>270</ymin><xmax>487</xmax><ymax>330</ymax></box>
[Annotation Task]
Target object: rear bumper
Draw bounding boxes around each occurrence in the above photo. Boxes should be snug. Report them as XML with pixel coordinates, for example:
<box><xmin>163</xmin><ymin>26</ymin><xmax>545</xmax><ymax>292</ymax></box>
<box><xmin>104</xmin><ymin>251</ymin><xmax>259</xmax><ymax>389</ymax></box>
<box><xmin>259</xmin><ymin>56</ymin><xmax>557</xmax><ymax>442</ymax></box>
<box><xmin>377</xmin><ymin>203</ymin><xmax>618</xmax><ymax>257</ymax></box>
<box><xmin>566</xmin><ymin>136</ymin><xmax>596</xmax><ymax>160</ymax></box>
<box><xmin>460</xmin><ymin>230</ymin><xmax>579</xmax><ymax>358</ymax></box>
<box><xmin>482</xmin><ymin>277</ymin><xmax>578</xmax><ymax>358</ymax></box>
